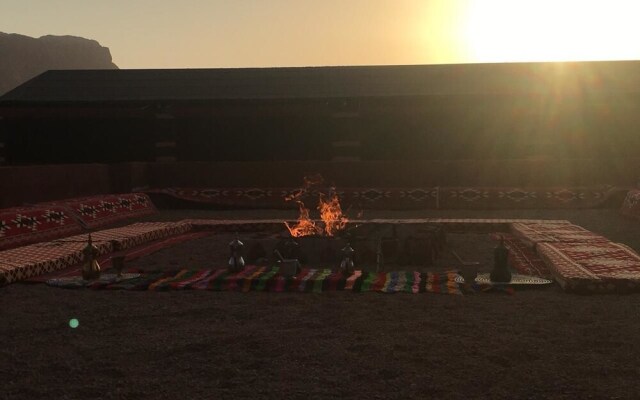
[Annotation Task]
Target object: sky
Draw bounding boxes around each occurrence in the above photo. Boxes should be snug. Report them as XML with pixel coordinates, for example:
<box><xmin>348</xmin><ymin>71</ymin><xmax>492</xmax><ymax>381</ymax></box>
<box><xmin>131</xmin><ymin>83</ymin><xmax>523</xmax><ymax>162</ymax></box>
<box><xmin>2</xmin><ymin>0</ymin><xmax>640</xmax><ymax>69</ymax></box>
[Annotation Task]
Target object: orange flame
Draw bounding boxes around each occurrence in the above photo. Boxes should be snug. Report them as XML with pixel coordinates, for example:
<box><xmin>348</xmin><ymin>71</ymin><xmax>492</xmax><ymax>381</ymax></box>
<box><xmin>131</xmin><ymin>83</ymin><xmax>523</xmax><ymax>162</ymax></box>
<box><xmin>284</xmin><ymin>173</ymin><xmax>324</xmax><ymax>202</ymax></box>
<box><xmin>285</xmin><ymin>201</ymin><xmax>323</xmax><ymax>237</ymax></box>
<box><xmin>284</xmin><ymin>176</ymin><xmax>350</xmax><ymax>237</ymax></box>
<box><xmin>318</xmin><ymin>190</ymin><xmax>348</xmax><ymax>236</ymax></box>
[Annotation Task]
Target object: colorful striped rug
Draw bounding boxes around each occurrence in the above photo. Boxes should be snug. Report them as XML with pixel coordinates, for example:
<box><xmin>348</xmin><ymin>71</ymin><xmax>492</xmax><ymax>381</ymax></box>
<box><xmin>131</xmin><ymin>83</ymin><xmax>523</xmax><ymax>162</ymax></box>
<box><xmin>45</xmin><ymin>267</ymin><xmax>463</xmax><ymax>295</ymax></box>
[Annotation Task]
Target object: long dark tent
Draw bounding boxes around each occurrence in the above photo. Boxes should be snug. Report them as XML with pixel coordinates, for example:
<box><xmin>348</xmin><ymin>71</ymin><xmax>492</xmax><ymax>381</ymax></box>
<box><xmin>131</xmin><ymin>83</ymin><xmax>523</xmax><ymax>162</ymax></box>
<box><xmin>2</xmin><ymin>60</ymin><xmax>640</xmax><ymax>165</ymax></box>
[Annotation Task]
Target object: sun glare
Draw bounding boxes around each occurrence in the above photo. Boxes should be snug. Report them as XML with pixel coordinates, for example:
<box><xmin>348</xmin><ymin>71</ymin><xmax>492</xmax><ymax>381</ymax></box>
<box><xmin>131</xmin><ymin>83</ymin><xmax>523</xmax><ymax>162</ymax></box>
<box><xmin>463</xmin><ymin>0</ymin><xmax>640</xmax><ymax>63</ymax></box>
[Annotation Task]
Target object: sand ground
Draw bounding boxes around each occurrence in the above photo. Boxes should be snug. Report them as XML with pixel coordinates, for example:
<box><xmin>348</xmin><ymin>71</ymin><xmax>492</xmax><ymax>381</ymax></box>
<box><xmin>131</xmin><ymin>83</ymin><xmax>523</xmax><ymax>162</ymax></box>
<box><xmin>2</xmin><ymin>208</ymin><xmax>640</xmax><ymax>399</ymax></box>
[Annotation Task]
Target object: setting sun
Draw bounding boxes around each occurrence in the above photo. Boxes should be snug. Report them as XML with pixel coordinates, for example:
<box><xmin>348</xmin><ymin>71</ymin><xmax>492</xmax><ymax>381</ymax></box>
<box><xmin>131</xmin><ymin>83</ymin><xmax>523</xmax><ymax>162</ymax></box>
<box><xmin>463</xmin><ymin>0</ymin><xmax>640</xmax><ymax>63</ymax></box>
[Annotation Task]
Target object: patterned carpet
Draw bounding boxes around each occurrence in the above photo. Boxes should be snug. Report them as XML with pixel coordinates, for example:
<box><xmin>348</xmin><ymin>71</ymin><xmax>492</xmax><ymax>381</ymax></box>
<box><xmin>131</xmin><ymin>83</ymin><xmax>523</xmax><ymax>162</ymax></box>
<box><xmin>0</xmin><ymin>206</ymin><xmax>83</xmax><ymax>250</ymax></box>
<box><xmin>0</xmin><ymin>193</ymin><xmax>158</xmax><ymax>252</ymax></box>
<box><xmin>4</xmin><ymin>211</ymin><xmax>640</xmax><ymax>294</ymax></box>
<box><xmin>491</xmin><ymin>233</ymin><xmax>551</xmax><ymax>278</ymax></box>
<box><xmin>504</xmin><ymin>221</ymin><xmax>640</xmax><ymax>292</ymax></box>
<box><xmin>43</xmin><ymin>193</ymin><xmax>157</xmax><ymax>229</ymax></box>
<box><xmin>26</xmin><ymin>231</ymin><xmax>210</xmax><ymax>283</ymax></box>
<box><xmin>45</xmin><ymin>266</ymin><xmax>463</xmax><ymax>295</ymax></box>
<box><xmin>510</xmin><ymin>221</ymin><xmax>609</xmax><ymax>249</ymax></box>
<box><xmin>538</xmin><ymin>241</ymin><xmax>640</xmax><ymax>293</ymax></box>
<box><xmin>0</xmin><ymin>222</ymin><xmax>192</xmax><ymax>285</ymax></box>
<box><xmin>149</xmin><ymin>186</ymin><xmax>623</xmax><ymax>210</ymax></box>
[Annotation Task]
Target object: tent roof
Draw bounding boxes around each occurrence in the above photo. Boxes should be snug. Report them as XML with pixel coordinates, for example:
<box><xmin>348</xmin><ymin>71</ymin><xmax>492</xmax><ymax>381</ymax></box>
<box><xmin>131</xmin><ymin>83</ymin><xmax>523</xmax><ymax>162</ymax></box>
<box><xmin>2</xmin><ymin>60</ymin><xmax>640</xmax><ymax>103</ymax></box>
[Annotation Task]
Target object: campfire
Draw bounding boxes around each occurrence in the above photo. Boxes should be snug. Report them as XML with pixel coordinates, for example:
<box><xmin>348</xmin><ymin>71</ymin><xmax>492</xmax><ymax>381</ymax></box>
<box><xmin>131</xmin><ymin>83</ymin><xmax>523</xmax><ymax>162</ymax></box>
<box><xmin>277</xmin><ymin>175</ymin><xmax>444</xmax><ymax>270</ymax></box>
<box><xmin>284</xmin><ymin>175</ymin><xmax>349</xmax><ymax>237</ymax></box>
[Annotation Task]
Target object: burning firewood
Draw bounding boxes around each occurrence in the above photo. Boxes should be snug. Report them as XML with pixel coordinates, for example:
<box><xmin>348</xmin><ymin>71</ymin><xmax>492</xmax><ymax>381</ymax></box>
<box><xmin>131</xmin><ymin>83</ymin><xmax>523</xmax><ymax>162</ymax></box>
<box><xmin>285</xmin><ymin>175</ymin><xmax>350</xmax><ymax>238</ymax></box>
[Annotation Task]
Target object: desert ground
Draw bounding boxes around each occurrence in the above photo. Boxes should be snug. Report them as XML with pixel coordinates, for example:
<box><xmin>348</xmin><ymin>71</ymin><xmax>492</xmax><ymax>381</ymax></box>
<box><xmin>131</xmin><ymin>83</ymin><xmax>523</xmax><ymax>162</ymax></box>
<box><xmin>3</xmin><ymin>208</ymin><xmax>640</xmax><ymax>399</ymax></box>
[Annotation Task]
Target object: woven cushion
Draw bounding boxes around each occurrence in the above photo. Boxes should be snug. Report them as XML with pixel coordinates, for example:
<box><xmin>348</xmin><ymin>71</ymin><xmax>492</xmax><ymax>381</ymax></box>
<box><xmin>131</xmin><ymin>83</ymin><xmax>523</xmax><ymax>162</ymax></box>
<box><xmin>510</xmin><ymin>222</ymin><xmax>608</xmax><ymax>248</ymax></box>
<box><xmin>0</xmin><ymin>241</ymin><xmax>92</xmax><ymax>284</ymax></box>
<box><xmin>0</xmin><ymin>206</ymin><xmax>84</xmax><ymax>250</ymax></box>
<box><xmin>492</xmin><ymin>234</ymin><xmax>551</xmax><ymax>278</ymax></box>
<box><xmin>538</xmin><ymin>241</ymin><xmax>640</xmax><ymax>293</ymax></box>
<box><xmin>63</xmin><ymin>222</ymin><xmax>192</xmax><ymax>251</ymax></box>
<box><xmin>56</xmin><ymin>193</ymin><xmax>157</xmax><ymax>229</ymax></box>
<box><xmin>0</xmin><ymin>222</ymin><xmax>191</xmax><ymax>285</ymax></box>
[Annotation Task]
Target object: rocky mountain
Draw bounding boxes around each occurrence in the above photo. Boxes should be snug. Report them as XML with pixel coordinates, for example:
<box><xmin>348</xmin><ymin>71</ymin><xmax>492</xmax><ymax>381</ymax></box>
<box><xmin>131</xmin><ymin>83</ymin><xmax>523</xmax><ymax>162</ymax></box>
<box><xmin>0</xmin><ymin>32</ymin><xmax>118</xmax><ymax>96</ymax></box>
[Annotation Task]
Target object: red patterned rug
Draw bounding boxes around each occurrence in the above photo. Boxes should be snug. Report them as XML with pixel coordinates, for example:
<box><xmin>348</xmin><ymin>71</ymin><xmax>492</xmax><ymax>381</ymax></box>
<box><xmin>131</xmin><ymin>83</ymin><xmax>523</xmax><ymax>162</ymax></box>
<box><xmin>0</xmin><ymin>206</ymin><xmax>83</xmax><ymax>251</ymax></box>
<box><xmin>149</xmin><ymin>186</ymin><xmax>622</xmax><ymax>210</ymax></box>
<box><xmin>45</xmin><ymin>193</ymin><xmax>157</xmax><ymax>229</ymax></box>
<box><xmin>0</xmin><ymin>241</ymin><xmax>110</xmax><ymax>285</ymax></box>
<box><xmin>510</xmin><ymin>221</ymin><xmax>609</xmax><ymax>249</ymax></box>
<box><xmin>74</xmin><ymin>221</ymin><xmax>192</xmax><ymax>250</ymax></box>
<box><xmin>490</xmin><ymin>233</ymin><xmax>551</xmax><ymax>278</ymax></box>
<box><xmin>537</xmin><ymin>241</ymin><xmax>640</xmax><ymax>293</ymax></box>
<box><xmin>44</xmin><ymin>267</ymin><xmax>463</xmax><ymax>295</ymax></box>
<box><xmin>25</xmin><ymin>231</ymin><xmax>211</xmax><ymax>283</ymax></box>
<box><xmin>0</xmin><ymin>222</ymin><xmax>192</xmax><ymax>285</ymax></box>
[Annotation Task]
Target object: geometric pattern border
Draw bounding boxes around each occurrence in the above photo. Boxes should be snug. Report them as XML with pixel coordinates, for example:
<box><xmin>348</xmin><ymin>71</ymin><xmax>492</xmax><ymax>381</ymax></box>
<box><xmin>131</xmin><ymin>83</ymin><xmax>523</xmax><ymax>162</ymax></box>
<box><xmin>0</xmin><ymin>193</ymin><xmax>159</xmax><ymax>251</ymax></box>
<box><xmin>54</xmin><ymin>193</ymin><xmax>157</xmax><ymax>229</ymax></box>
<box><xmin>538</xmin><ymin>241</ymin><xmax>640</xmax><ymax>293</ymax></box>
<box><xmin>510</xmin><ymin>221</ymin><xmax>610</xmax><ymax>249</ymax></box>
<box><xmin>149</xmin><ymin>186</ymin><xmax>623</xmax><ymax>210</ymax></box>
<box><xmin>0</xmin><ymin>205</ymin><xmax>83</xmax><ymax>251</ymax></box>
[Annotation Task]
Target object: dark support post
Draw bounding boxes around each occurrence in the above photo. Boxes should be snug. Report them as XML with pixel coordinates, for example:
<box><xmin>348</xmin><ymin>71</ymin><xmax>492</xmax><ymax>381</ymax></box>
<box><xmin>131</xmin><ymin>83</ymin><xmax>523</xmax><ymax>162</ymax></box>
<box><xmin>154</xmin><ymin>105</ymin><xmax>177</xmax><ymax>162</ymax></box>
<box><xmin>330</xmin><ymin>99</ymin><xmax>361</xmax><ymax>162</ymax></box>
